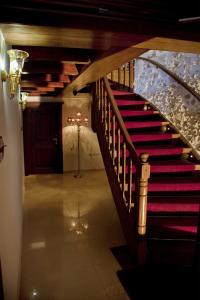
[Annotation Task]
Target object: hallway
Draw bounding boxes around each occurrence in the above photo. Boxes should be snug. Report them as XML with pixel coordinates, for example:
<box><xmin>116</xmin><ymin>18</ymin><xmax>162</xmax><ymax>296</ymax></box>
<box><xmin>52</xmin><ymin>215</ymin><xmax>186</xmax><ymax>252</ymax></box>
<box><xmin>20</xmin><ymin>170</ymin><xmax>129</xmax><ymax>300</ymax></box>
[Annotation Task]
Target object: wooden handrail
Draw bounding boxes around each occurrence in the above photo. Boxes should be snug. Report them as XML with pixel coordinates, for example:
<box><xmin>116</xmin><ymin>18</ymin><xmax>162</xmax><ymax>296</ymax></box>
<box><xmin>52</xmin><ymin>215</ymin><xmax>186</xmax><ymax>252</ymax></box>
<box><xmin>103</xmin><ymin>76</ymin><xmax>139</xmax><ymax>162</ymax></box>
<box><xmin>137</xmin><ymin>57</ymin><xmax>200</xmax><ymax>102</ymax></box>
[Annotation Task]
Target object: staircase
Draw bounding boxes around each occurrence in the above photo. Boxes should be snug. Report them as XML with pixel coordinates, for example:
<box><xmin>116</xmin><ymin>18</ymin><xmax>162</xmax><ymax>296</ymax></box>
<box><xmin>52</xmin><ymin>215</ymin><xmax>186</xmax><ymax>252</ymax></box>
<box><xmin>94</xmin><ymin>76</ymin><xmax>200</xmax><ymax>268</ymax></box>
<box><xmin>114</xmin><ymin>87</ymin><xmax>200</xmax><ymax>265</ymax></box>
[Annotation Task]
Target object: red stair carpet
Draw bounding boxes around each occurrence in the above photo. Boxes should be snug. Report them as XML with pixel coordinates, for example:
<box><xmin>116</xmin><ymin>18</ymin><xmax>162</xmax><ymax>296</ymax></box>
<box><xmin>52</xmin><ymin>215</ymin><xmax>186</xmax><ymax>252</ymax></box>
<box><xmin>112</xmin><ymin>88</ymin><xmax>200</xmax><ymax>266</ymax></box>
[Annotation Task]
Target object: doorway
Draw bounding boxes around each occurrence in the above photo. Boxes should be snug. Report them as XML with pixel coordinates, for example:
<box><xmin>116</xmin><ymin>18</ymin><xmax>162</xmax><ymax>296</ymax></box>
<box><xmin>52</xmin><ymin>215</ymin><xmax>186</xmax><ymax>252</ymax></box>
<box><xmin>23</xmin><ymin>102</ymin><xmax>63</xmax><ymax>175</ymax></box>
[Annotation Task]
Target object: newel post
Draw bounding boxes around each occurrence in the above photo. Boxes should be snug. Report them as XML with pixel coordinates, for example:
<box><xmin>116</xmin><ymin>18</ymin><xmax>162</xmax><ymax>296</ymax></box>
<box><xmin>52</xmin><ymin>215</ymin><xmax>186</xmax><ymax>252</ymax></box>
<box><xmin>138</xmin><ymin>153</ymin><xmax>150</xmax><ymax>235</ymax></box>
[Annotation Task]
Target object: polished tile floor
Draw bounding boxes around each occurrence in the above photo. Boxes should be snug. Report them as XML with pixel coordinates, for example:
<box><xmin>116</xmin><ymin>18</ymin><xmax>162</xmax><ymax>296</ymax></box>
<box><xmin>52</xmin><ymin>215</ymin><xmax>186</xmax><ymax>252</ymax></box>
<box><xmin>20</xmin><ymin>170</ymin><xmax>129</xmax><ymax>300</ymax></box>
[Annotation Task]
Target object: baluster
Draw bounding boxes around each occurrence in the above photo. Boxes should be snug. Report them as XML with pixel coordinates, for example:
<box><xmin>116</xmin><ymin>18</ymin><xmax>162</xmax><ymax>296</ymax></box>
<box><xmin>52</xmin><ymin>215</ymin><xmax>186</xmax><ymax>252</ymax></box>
<box><xmin>95</xmin><ymin>80</ymin><xmax>98</xmax><ymax>95</ymax></box>
<box><xmin>99</xmin><ymin>80</ymin><xmax>102</xmax><ymax>112</ymax></box>
<box><xmin>95</xmin><ymin>81</ymin><xmax>98</xmax><ymax>109</ymax></box>
<box><xmin>96</xmin><ymin>81</ymin><xmax>100</xmax><ymax>110</ymax></box>
<box><xmin>112</xmin><ymin>115</ymin><xmax>116</xmax><ymax>165</ymax></box>
<box><xmin>128</xmin><ymin>157</ymin><xmax>133</xmax><ymax>212</ymax></box>
<box><xmin>122</xmin><ymin>141</ymin><xmax>127</xmax><ymax>202</ymax></box>
<box><xmin>123</xmin><ymin>65</ymin><xmax>126</xmax><ymax>86</ymax></box>
<box><xmin>117</xmin><ymin>128</ymin><xmax>121</xmax><ymax>181</ymax></box>
<box><xmin>99</xmin><ymin>80</ymin><xmax>101</xmax><ymax>109</ymax></box>
<box><xmin>138</xmin><ymin>153</ymin><xmax>150</xmax><ymax>235</ymax></box>
<box><xmin>108</xmin><ymin>102</ymin><xmax>111</xmax><ymax>150</ymax></box>
<box><xmin>120</xmin><ymin>66</ymin><xmax>124</xmax><ymax>87</ymax></box>
<box><xmin>104</xmin><ymin>90</ymin><xmax>107</xmax><ymax>135</ymax></box>
<box><xmin>101</xmin><ymin>83</ymin><xmax>104</xmax><ymax>123</ymax></box>
<box><xmin>111</xmin><ymin>71</ymin><xmax>114</xmax><ymax>82</ymax></box>
<box><xmin>118</xmin><ymin>67</ymin><xmax>121</xmax><ymax>88</ymax></box>
<box><xmin>129</xmin><ymin>61</ymin><xmax>134</xmax><ymax>91</ymax></box>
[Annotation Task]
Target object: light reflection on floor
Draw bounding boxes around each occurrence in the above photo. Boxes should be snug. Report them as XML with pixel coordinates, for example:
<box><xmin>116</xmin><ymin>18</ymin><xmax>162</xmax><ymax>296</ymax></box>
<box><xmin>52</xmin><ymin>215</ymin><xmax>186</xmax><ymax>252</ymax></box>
<box><xmin>20</xmin><ymin>170</ymin><xmax>129</xmax><ymax>300</ymax></box>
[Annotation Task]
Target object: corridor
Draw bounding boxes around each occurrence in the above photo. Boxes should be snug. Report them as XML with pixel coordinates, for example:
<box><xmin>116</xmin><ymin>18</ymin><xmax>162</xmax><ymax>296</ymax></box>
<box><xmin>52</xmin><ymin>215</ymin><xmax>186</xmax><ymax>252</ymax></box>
<box><xmin>20</xmin><ymin>170</ymin><xmax>129</xmax><ymax>300</ymax></box>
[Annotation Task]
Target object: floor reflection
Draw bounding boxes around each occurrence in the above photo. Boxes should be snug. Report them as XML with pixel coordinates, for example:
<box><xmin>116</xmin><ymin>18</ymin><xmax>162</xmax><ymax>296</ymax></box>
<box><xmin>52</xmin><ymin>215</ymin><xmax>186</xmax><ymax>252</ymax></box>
<box><xmin>68</xmin><ymin>197</ymin><xmax>89</xmax><ymax>235</ymax></box>
<box><xmin>20</xmin><ymin>170</ymin><xmax>128</xmax><ymax>300</ymax></box>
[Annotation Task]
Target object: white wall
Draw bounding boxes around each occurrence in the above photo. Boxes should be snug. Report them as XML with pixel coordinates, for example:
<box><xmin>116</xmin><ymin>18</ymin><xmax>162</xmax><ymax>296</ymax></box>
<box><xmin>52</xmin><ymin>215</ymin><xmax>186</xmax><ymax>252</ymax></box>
<box><xmin>62</xmin><ymin>92</ymin><xmax>104</xmax><ymax>171</ymax></box>
<box><xmin>0</xmin><ymin>31</ymin><xmax>24</xmax><ymax>300</ymax></box>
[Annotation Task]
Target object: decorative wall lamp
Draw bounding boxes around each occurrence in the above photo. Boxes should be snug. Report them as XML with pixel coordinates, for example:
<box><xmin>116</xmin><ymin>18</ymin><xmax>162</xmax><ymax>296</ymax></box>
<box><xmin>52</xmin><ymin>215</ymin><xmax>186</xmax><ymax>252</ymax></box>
<box><xmin>19</xmin><ymin>92</ymin><xmax>29</xmax><ymax>110</ymax></box>
<box><xmin>67</xmin><ymin>112</ymin><xmax>88</xmax><ymax>178</ymax></box>
<box><xmin>1</xmin><ymin>49</ymin><xmax>29</xmax><ymax>97</ymax></box>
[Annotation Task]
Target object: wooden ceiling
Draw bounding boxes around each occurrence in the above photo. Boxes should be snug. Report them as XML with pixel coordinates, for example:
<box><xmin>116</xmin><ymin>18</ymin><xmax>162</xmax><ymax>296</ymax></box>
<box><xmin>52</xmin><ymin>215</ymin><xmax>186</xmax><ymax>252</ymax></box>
<box><xmin>0</xmin><ymin>1</ymin><xmax>199</xmax><ymax>37</ymax></box>
<box><xmin>1</xmin><ymin>23</ymin><xmax>152</xmax><ymax>97</ymax></box>
<box><xmin>0</xmin><ymin>0</ymin><xmax>199</xmax><ymax>97</ymax></box>
<box><xmin>15</xmin><ymin>45</ymin><xmax>92</xmax><ymax>96</ymax></box>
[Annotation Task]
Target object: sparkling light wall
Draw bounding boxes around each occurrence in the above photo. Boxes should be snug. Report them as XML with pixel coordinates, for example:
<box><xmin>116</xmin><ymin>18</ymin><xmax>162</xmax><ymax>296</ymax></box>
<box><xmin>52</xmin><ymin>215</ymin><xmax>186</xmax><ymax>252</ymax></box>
<box><xmin>135</xmin><ymin>50</ymin><xmax>200</xmax><ymax>155</ymax></box>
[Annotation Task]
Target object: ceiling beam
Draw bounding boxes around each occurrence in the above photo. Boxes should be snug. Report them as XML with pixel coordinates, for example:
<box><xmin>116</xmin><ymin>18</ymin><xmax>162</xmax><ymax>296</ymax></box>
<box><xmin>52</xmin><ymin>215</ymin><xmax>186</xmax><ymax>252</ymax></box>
<box><xmin>23</xmin><ymin>62</ymin><xmax>78</xmax><ymax>75</ymax></box>
<box><xmin>0</xmin><ymin>24</ymin><xmax>151</xmax><ymax>50</ymax></box>
<box><xmin>13</xmin><ymin>46</ymin><xmax>91</xmax><ymax>63</ymax></box>
<box><xmin>21</xmin><ymin>74</ymin><xmax>52</xmax><ymax>82</ymax></box>
<box><xmin>47</xmin><ymin>82</ymin><xmax>64</xmax><ymax>88</ymax></box>
<box><xmin>21</xmin><ymin>73</ymin><xmax>71</xmax><ymax>83</ymax></box>
<box><xmin>37</xmin><ymin>87</ymin><xmax>55</xmax><ymax>92</ymax></box>
<box><xmin>21</xmin><ymin>82</ymin><xmax>65</xmax><ymax>88</ymax></box>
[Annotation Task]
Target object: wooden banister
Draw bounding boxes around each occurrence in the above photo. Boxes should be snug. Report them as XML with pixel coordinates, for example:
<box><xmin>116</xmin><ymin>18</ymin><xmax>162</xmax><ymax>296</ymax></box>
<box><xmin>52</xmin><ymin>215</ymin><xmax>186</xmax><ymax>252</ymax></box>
<box><xmin>94</xmin><ymin>56</ymin><xmax>199</xmax><ymax>261</ymax></box>
<box><xmin>103</xmin><ymin>76</ymin><xmax>139</xmax><ymax>162</ymax></box>
<box><xmin>95</xmin><ymin>77</ymin><xmax>148</xmax><ymax>226</ymax></box>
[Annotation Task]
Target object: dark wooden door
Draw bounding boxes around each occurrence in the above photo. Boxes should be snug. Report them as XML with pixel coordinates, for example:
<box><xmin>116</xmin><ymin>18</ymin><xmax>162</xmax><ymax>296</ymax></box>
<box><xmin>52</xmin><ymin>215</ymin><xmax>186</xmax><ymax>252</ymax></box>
<box><xmin>23</xmin><ymin>102</ymin><xmax>63</xmax><ymax>175</ymax></box>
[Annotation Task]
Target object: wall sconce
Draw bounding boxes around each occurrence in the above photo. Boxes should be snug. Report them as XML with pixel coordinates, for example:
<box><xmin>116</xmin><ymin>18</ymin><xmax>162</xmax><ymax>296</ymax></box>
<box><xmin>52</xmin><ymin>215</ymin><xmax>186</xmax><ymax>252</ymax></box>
<box><xmin>1</xmin><ymin>49</ymin><xmax>29</xmax><ymax>97</ymax></box>
<box><xmin>19</xmin><ymin>92</ymin><xmax>28</xmax><ymax>110</ymax></box>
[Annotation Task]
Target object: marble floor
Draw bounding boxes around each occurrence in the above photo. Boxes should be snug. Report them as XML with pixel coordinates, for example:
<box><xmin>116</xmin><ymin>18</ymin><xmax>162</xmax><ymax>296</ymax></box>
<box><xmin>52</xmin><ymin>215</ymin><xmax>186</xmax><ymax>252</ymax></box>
<box><xmin>20</xmin><ymin>170</ymin><xmax>130</xmax><ymax>300</ymax></box>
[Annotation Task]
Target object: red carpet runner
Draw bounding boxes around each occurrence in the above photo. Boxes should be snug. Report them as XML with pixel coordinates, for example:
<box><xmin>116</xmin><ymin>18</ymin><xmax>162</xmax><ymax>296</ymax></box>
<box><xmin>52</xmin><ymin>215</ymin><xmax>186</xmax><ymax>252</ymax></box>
<box><xmin>112</xmin><ymin>88</ymin><xmax>200</xmax><ymax>265</ymax></box>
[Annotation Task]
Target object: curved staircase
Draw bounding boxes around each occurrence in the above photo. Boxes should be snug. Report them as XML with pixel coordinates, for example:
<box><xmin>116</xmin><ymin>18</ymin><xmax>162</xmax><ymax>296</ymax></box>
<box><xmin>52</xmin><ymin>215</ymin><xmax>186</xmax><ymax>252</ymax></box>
<box><xmin>113</xmin><ymin>88</ymin><xmax>199</xmax><ymax>264</ymax></box>
<box><xmin>94</xmin><ymin>77</ymin><xmax>200</xmax><ymax>268</ymax></box>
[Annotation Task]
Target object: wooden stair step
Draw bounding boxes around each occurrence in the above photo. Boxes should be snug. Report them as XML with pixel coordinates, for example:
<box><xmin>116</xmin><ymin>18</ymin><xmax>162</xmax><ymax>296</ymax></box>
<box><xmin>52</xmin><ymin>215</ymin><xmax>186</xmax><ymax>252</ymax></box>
<box><xmin>130</xmin><ymin>133</ymin><xmax>180</xmax><ymax>143</ymax></box>
<box><xmin>120</xmin><ymin>110</ymin><xmax>158</xmax><ymax>117</ymax></box>
<box><xmin>116</xmin><ymin>99</ymin><xmax>147</xmax><ymax>106</ymax></box>
<box><xmin>125</xmin><ymin>120</ymin><xmax>169</xmax><ymax>129</ymax></box>
<box><xmin>136</xmin><ymin>146</ymin><xmax>192</xmax><ymax>157</ymax></box>
<box><xmin>131</xmin><ymin>177</ymin><xmax>200</xmax><ymax>192</ymax></box>
<box><xmin>147</xmin><ymin>195</ymin><xmax>200</xmax><ymax>213</ymax></box>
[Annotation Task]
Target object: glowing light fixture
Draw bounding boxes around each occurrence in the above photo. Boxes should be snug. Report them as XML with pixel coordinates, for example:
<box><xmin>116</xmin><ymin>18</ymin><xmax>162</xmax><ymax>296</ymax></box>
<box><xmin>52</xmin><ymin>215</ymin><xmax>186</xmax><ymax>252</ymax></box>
<box><xmin>67</xmin><ymin>112</ymin><xmax>88</xmax><ymax>178</ymax></box>
<box><xmin>1</xmin><ymin>49</ymin><xmax>29</xmax><ymax>97</ymax></box>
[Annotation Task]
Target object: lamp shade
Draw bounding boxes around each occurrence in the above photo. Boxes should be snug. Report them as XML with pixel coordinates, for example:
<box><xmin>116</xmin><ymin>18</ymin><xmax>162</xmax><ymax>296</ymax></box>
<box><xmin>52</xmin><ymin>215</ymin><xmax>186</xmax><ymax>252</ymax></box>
<box><xmin>6</xmin><ymin>49</ymin><xmax>29</xmax><ymax>96</ymax></box>
<box><xmin>7</xmin><ymin>49</ymin><xmax>29</xmax><ymax>75</ymax></box>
